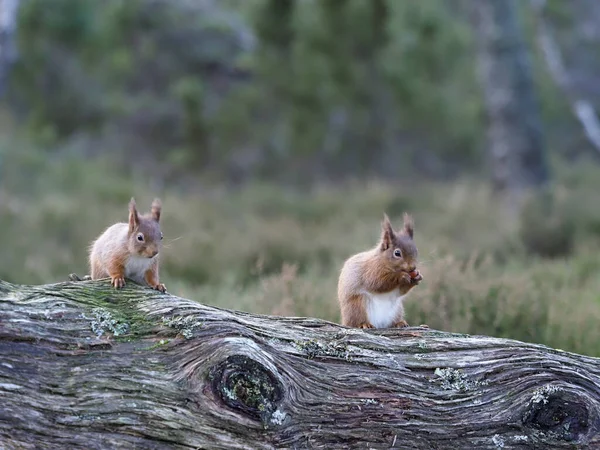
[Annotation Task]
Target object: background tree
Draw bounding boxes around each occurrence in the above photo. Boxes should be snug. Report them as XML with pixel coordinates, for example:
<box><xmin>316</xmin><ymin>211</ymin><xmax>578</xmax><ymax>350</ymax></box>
<box><xmin>0</xmin><ymin>0</ymin><xmax>19</xmax><ymax>98</ymax></box>
<box><xmin>471</xmin><ymin>0</ymin><xmax>550</xmax><ymax>196</ymax></box>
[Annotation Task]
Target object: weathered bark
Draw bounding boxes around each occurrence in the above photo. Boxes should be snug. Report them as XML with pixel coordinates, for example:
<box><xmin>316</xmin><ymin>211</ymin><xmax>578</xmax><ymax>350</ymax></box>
<box><xmin>1</xmin><ymin>279</ymin><xmax>599</xmax><ymax>449</ymax></box>
<box><xmin>471</xmin><ymin>0</ymin><xmax>549</xmax><ymax>195</ymax></box>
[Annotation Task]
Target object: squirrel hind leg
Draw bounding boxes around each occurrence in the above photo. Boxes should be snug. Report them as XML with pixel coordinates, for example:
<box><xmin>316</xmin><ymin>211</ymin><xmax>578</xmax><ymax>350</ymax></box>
<box><xmin>392</xmin><ymin>320</ymin><xmax>409</xmax><ymax>328</ymax></box>
<box><xmin>340</xmin><ymin>294</ymin><xmax>372</xmax><ymax>328</ymax></box>
<box><xmin>90</xmin><ymin>259</ymin><xmax>104</xmax><ymax>280</ymax></box>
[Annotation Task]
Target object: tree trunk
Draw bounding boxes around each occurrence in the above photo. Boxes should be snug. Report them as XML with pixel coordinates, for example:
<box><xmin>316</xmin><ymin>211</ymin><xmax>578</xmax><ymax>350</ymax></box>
<box><xmin>531</xmin><ymin>0</ymin><xmax>600</xmax><ymax>157</ymax></box>
<box><xmin>0</xmin><ymin>0</ymin><xmax>19</xmax><ymax>98</ymax></box>
<box><xmin>471</xmin><ymin>0</ymin><xmax>550</xmax><ymax>195</ymax></box>
<box><xmin>1</xmin><ymin>279</ymin><xmax>599</xmax><ymax>449</ymax></box>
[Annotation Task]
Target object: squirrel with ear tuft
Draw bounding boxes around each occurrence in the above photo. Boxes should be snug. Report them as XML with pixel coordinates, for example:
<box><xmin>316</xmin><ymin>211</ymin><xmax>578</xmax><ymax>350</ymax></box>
<box><xmin>88</xmin><ymin>197</ymin><xmax>166</xmax><ymax>292</ymax></box>
<box><xmin>337</xmin><ymin>213</ymin><xmax>423</xmax><ymax>329</ymax></box>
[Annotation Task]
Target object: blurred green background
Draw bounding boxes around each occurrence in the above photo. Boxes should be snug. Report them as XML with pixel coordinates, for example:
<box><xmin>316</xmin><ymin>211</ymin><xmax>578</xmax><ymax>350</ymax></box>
<box><xmin>1</xmin><ymin>0</ymin><xmax>600</xmax><ymax>356</ymax></box>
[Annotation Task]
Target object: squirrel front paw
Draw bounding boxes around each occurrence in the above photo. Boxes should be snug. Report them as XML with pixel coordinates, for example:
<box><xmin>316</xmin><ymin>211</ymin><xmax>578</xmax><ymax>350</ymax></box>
<box><xmin>153</xmin><ymin>283</ymin><xmax>167</xmax><ymax>293</ymax></box>
<box><xmin>359</xmin><ymin>322</ymin><xmax>374</xmax><ymax>329</ymax></box>
<box><xmin>111</xmin><ymin>276</ymin><xmax>126</xmax><ymax>289</ymax></box>
<box><xmin>392</xmin><ymin>320</ymin><xmax>409</xmax><ymax>328</ymax></box>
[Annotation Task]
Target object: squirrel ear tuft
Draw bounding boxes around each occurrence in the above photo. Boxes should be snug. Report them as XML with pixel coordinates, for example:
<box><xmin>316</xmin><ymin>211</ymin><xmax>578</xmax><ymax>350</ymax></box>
<box><xmin>151</xmin><ymin>198</ymin><xmax>161</xmax><ymax>222</ymax></box>
<box><xmin>380</xmin><ymin>213</ymin><xmax>395</xmax><ymax>250</ymax></box>
<box><xmin>128</xmin><ymin>197</ymin><xmax>139</xmax><ymax>233</ymax></box>
<box><xmin>401</xmin><ymin>213</ymin><xmax>414</xmax><ymax>239</ymax></box>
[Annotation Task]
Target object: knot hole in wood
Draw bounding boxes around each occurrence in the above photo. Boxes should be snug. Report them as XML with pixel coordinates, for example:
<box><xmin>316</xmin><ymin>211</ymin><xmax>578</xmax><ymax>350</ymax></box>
<box><xmin>209</xmin><ymin>354</ymin><xmax>284</xmax><ymax>425</ymax></box>
<box><xmin>523</xmin><ymin>389</ymin><xmax>594</xmax><ymax>442</ymax></box>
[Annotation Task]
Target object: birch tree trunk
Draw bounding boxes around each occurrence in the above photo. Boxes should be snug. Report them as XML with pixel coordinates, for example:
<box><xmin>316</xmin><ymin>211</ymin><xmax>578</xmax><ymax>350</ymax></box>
<box><xmin>0</xmin><ymin>0</ymin><xmax>19</xmax><ymax>97</ymax></box>
<box><xmin>1</xmin><ymin>279</ymin><xmax>599</xmax><ymax>449</ymax></box>
<box><xmin>471</xmin><ymin>0</ymin><xmax>550</xmax><ymax>195</ymax></box>
<box><xmin>531</xmin><ymin>0</ymin><xmax>600</xmax><ymax>156</ymax></box>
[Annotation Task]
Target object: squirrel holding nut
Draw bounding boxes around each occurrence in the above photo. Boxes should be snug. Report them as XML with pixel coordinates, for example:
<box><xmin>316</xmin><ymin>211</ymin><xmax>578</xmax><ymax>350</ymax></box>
<box><xmin>337</xmin><ymin>213</ymin><xmax>423</xmax><ymax>329</ymax></box>
<box><xmin>88</xmin><ymin>197</ymin><xmax>166</xmax><ymax>292</ymax></box>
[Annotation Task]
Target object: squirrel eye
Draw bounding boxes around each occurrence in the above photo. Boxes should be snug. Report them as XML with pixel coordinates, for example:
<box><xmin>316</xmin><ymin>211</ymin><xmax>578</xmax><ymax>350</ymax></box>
<box><xmin>393</xmin><ymin>249</ymin><xmax>402</xmax><ymax>258</ymax></box>
<box><xmin>136</xmin><ymin>233</ymin><xmax>144</xmax><ymax>242</ymax></box>
<box><xmin>160</xmin><ymin>232</ymin><xmax>163</xmax><ymax>240</ymax></box>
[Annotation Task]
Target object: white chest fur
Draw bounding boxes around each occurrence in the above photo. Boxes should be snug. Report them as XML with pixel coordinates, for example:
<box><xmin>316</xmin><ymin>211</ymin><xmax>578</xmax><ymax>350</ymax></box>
<box><xmin>364</xmin><ymin>290</ymin><xmax>405</xmax><ymax>328</ymax></box>
<box><xmin>125</xmin><ymin>255</ymin><xmax>154</xmax><ymax>283</ymax></box>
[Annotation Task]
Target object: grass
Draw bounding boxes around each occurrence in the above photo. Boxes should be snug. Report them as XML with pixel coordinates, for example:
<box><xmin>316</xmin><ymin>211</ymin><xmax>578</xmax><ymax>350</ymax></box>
<box><xmin>1</xmin><ymin>143</ymin><xmax>600</xmax><ymax>357</ymax></box>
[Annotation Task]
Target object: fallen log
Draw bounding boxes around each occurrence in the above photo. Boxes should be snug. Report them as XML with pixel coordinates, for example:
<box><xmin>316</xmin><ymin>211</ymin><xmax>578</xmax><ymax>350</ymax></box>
<box><xmin>0</xmin><ymin>279</ymin><xmax>599</xmax><ymax>449</ymax></box>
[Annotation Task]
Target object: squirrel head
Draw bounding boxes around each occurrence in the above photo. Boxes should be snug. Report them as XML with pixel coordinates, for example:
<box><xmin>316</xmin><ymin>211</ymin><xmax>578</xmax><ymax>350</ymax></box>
<box><xmin>127</xmin><ymin>197</ymin><xmax>163</xmax><ymax>259</ymax></box>
<box><xmin>378</xmin><ymin>212</ymin><xmax>418</xmax><ymax>273</ymax></box>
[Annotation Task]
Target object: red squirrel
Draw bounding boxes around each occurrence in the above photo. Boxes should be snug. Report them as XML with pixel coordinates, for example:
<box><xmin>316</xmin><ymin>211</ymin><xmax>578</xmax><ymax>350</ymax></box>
<box><xmin>88</xmin><ymin>197</ymin><xmax>166</xmax><ymax>292</ymax></box>
<box><xmin>337</xmin><ymin>213</ymin><xmax>423</xmax><ymax>328</ymax></box>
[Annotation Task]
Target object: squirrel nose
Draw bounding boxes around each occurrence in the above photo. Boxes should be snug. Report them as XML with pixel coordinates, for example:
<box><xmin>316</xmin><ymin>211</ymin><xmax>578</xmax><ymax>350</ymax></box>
<box><xmin>151</xmin><ymin>250</ymin><xmax>159</xmax><ymax>257</ymax></box>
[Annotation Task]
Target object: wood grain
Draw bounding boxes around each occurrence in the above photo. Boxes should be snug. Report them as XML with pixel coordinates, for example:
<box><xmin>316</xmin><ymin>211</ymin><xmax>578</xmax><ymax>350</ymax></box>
<box><xmin>0</xmin><ymin>279</ymin><xmax>599</xmax><ymax>449</ymax></box>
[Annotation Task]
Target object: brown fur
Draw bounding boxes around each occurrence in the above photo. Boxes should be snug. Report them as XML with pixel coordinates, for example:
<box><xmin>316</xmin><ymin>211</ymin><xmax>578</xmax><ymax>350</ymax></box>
<box><xmin>150</xmin><ymin>198</ymin><xmax>161</xmax><ymax>222</ymax></box>
<box><xmin>90</xmin><ymin>250</ymin><xmax>128</xmax><ymax>288</ymax></box>
<box><xmin>144</xmin><ymin>259</ymin><xmax>166</xmax><ymax>293</ymax></box>
<box><xmin>392</xmin><ymin>318</ymin><xmax>409</xmax><ymax>328</ymax></box>
<box><xmin>339</xmin><ymin>293</ymin><xmax>372</xmax><ymax>329</ymax></box>
<box><xmin>338</xmin><ymin>213</ymin><xmax>423</xmax><ymax>328</ymax></box>
<box><xmin>89</xmin><ymin>197</ymin><xmax>166</xmax><ymax>292</ymax></box>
